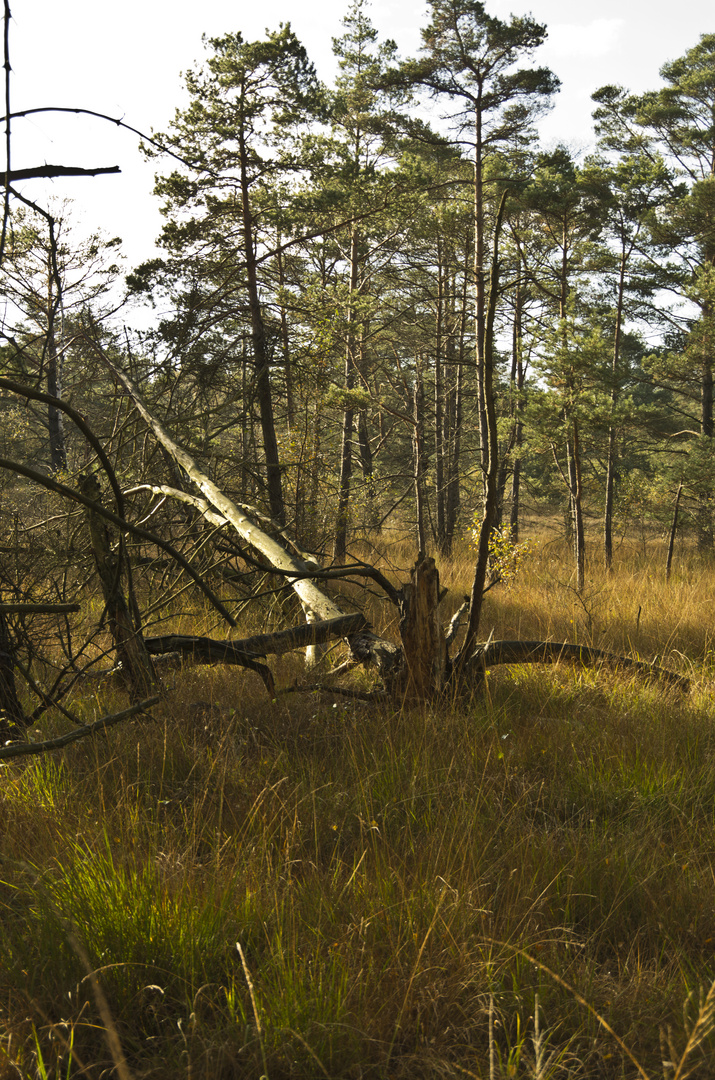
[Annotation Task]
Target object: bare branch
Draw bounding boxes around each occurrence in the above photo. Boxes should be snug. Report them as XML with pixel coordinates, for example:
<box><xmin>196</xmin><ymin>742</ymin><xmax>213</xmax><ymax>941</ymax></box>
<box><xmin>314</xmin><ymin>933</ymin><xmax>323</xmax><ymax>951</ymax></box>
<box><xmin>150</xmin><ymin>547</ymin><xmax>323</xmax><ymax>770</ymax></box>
<box><xmin>0</xmin><ymin>603</ymin><xmax>79</xmax><ymax>613</ymax></box>
<box><xmin>0</xmin><ymin>455</ymin><xmax>236</xmax><ymax>626</ymax></box>
<box><xmin>7</xmin><ymin>165</ymin><xmax>120</xmax><ymax>180</ymax></box>
<box><xmin>0</xmin><ymin>696</ymin><xmax>160</xmax><ymax>760</ymax></box>
<box><xmin>473</xmin><ymin>640</ymin><xmax>689</xmax><ymax>691</ymax></box>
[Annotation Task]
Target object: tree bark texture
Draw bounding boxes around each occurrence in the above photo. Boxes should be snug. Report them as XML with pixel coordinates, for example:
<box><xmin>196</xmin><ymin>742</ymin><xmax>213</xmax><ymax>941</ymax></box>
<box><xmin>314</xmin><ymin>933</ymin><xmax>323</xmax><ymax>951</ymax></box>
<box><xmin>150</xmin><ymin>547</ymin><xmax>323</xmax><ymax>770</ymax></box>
<box><xmin>398</xmin><ymin>556</ymin><xmax>447</xmax><ymax>703</ymax></box>
<box><xmin>238</xmin><ymin>122</ymin><xmax>285</xmax><ymax>526</ymax></box>
<box><xmin>78</xmin><ymin>473</ymin><xmax>158</xmax><ymax>702</ymax></box>
<box><xmin>0</xmin><ymin>608</ymin><xmax>26</xmax><ymax>739</ymax></box>
<box><xmin>334</xmin><ymin>227</ymin><xmax>360</xmax><ymax>563</ymax></box>
<box><xmin>413</xmin><ymin>355</ymin><xmax>428</xmax><ymax>556</ymax></box>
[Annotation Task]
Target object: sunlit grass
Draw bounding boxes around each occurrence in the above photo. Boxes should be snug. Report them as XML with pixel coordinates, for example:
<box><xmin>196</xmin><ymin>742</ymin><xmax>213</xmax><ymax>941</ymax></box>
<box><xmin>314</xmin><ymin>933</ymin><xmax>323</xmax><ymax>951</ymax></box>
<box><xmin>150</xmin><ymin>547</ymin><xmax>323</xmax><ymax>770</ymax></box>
<box><xmin>2</xmin><ymin>529</ymin><xmax>715</xmax><ymax>1077</ymax></box>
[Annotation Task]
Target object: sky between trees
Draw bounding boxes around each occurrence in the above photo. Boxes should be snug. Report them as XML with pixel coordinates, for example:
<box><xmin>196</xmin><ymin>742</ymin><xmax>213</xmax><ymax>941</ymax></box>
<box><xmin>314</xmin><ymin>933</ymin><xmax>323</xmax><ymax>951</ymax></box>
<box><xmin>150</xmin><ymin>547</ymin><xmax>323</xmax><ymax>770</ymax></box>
<box><xmin>8</xmin><ymin>0</ymin><xmax>713</xmax><ymax>279</ymax></box>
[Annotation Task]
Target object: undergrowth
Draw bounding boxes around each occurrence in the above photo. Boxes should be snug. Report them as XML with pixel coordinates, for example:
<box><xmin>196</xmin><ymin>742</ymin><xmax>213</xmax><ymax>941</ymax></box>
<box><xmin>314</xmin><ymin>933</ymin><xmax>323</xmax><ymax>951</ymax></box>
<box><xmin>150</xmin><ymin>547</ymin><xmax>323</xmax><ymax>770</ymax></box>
<box><xmin>1</xmin><ymin>535</ymin><xmax>714</xmax><ymax>1078</ymax></box>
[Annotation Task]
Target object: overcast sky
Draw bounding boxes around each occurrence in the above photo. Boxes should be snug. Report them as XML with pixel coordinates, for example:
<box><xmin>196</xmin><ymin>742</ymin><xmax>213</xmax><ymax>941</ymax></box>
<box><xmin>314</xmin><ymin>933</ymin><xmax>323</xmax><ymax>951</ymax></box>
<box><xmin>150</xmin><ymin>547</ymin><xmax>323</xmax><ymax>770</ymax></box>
<box><xmin>7</xmin><ymin>0</ymin><xmax>714</xmax><ymax>271</ymax></box>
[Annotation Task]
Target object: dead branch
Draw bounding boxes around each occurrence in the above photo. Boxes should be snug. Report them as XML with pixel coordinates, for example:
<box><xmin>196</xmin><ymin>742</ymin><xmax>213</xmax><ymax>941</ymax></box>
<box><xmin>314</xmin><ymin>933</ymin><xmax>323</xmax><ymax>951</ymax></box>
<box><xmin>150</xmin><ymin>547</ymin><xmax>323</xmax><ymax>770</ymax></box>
<box><xmin>96</xmin><ymin>353</ymin><xmax>346</xmax><ymax>623</ymax></box>
<box><xmin>142</xmin><ymin>635</ymin><xmax>275</xmax><ymax>694</ymax></box>
<box><xmin>145</xmin><ymin>613</ymin><xmax>367</xmax><ymax>663</ymax></box>
<box><xmin>473</xmin><ymin>640</ymin><xmax>689</xmax><ymax>691</ymax></box>
<box><xmin>445</xmin><ymin>598</ymin><xmax>469</xmax><ymax>647</ymax></box>
<box><xmin>0</xmin><ymin>696</ymin><xmax>160</xmax><ymax>759</ymax></box>
<box><xmin>0</xmin><ymin>455</ymin><xmax>235</xmax><ymax>625</ymax></box>
<box><xmin>8</xmin><ymin>165</ymin><xmax>120</xmax><ymax>180</ymax></box>
<box><xmin>126</xmin><ymin>484</ymin><xmax>402</xmax><ymax>604</ymax></box>
<box><xmin>0</xmin><ymin>603</ymin><xmax>79</xmax><ymax>613</ymax></box>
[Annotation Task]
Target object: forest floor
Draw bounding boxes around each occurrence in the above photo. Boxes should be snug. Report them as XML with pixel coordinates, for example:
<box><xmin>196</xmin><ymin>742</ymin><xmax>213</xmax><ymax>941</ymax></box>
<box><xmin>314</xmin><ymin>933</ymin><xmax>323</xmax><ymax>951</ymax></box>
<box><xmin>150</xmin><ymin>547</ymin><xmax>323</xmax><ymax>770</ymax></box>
<box><xmin>1</xmin><ymin>530</ymin><xmax>715</xmax><ymax>1079</ymax></box>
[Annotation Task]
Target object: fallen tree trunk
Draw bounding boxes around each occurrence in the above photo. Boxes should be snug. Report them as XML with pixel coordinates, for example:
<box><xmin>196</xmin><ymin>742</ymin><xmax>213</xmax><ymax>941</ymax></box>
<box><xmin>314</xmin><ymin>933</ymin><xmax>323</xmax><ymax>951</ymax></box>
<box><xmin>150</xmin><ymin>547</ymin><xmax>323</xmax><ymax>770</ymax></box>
<box><xmin>145</xmin><ymin>613</ymin><xmax>368</xmax><ymax>665</ymax></box>
<box><xmin>473</xmin><ymin>640</ymin><xmax>688</xmax><ymax>691</ymax></box>
<box><xmin>92</xmin><ymin>350</ymin><xmax>690</xmax><ymax>704</ymax></box>
<box><xmin>97</xmin><ymin>350</ymin><xmax>401</xmax><ymax>679</ymax></box>
<box><xmin>143</xmin><ymin>615</ymin><xmax>370</xmax><ymax>696</ymax></box>
<box><xmin>101</xmin><ymin>358</ymin><xmax>344</xmax><ymax>622</ymax></box>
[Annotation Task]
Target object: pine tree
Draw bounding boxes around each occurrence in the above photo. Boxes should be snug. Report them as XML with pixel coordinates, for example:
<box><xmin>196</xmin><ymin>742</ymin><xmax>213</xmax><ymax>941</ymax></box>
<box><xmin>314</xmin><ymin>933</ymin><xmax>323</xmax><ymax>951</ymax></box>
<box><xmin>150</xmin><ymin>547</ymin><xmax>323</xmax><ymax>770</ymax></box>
<box><xmin>145</xmin><ymin>25</ymin><xmax>324</xmax><ymax>526</ymax></box>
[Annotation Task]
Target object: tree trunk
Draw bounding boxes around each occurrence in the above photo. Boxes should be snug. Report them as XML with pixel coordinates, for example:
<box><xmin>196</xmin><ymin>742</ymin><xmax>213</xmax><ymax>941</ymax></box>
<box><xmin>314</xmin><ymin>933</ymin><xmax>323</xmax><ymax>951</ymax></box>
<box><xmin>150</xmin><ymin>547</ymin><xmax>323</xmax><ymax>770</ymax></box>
<box><xmin>435</xmin><ymin>248</ymin><xmax>446</xmax><ymax>547</ymax></box>
<box><xmin>276</xmin><ymin>233</ymin><xmax>295</xmax><ymax>435</ymax></box>
<box><xmin>334</xmin><ymin>227</ymin><xmax>360</xmax><ymax>563</ymax></box>
<box><xmin>603</xmin><ymin>424</ymin><xmax>617</xmax><ymax>571</ymax></box>
<box><xmin>78</xmin><ymin>473</ymin><xmax>158</xmax><ymax>702</ymax></box>
<box><xmin>458</xmin><ymin>192</ymin><xmax>509</xmax><ymax>668</ymax></box>
<box><xmin>604</xmin><ymin>247</ymin><xmax>627</xmax><ymax>570</ymax></box>
<box><xmin>398</xmin><ymin>556</ymin><xmax>447</xmax><ymax>703</ymax></box>
<box><xmin>443</xmin><ymin>254</ymin><xmax>469</xmax><ymax>555</ymax></box>
<box><xmin>566</xmin><ymin>427</ymin><xmax>585</xmax><ymax>593</ymax></box>
<box><xmin>665</xmin><ymin>481</ymin><xmax>683</xmax><ymax>583</ymax></box>
<box><xmin>698</xmin><ymin>351</ymin><xmax>713</xmax><ymax>549</ymax></box>
<box><xmin>413</xmin><ymin>355</ymin><xmax>428</xmax><ymax>556</ymax></box>
<box><xmin>46</xmin><ymin>219</ymin><xmax>67</xmax><ymax>472</ymax></box>
<box><xmin>238</xmin><ymin>124</ymin><xmax>285</xmax><ymax>525</ymax></box>
<box><xmin>0</xmin><ymin>607</ymin><xmax>26</xmax><ymax>740</ymax></box>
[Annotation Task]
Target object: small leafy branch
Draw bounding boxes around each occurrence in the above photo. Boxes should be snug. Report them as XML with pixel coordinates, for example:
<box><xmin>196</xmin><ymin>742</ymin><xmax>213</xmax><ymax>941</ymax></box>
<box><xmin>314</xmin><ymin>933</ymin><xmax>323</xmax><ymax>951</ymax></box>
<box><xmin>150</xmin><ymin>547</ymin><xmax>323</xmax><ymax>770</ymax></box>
<box><xmin>471</xmin><ymin>519</ymin><xmax>538</xmax><ymax>589</ymax></box>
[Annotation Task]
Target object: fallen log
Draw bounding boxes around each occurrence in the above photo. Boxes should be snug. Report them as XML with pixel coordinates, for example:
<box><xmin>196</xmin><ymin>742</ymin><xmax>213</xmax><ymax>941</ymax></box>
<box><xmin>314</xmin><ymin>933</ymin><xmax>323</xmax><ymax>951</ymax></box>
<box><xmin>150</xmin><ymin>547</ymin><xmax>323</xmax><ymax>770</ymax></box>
<box><xmin>144</xmin><ymin>639</ymin><xmax>274</xmax><ymax>694</ymax></box>
<box><xmin>473</xmin><ymin>640</ymin><xmax>689</xmax><ymax>691</ymax></box>
<box><xmin>144</xmin><ymin>613</ymin><xmax>368</xmax><ymax>665</ymax></box>
<box><xmin>97</xmin><ymin>350</ymin><xmax>402</xmax><ymax>678</ymax></box>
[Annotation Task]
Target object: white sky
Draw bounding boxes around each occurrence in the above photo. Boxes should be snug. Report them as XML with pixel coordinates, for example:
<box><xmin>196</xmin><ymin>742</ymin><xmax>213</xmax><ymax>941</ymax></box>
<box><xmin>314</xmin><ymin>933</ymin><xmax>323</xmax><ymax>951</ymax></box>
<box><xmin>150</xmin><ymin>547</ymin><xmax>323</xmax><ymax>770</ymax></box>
<box><xmin>7</xmin><ymin>0</ymin><xmax>714</xmax><ymax>272</ymax></box>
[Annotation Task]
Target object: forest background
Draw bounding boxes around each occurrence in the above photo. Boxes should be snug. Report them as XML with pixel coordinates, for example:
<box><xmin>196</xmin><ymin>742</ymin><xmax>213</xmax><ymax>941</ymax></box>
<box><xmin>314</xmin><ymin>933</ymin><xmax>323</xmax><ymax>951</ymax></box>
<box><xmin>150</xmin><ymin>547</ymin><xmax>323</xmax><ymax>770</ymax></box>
<box><xmin>2</xmin><ymin>0</ymin><xmax>715</xmax><ymax>1077</ymax></box>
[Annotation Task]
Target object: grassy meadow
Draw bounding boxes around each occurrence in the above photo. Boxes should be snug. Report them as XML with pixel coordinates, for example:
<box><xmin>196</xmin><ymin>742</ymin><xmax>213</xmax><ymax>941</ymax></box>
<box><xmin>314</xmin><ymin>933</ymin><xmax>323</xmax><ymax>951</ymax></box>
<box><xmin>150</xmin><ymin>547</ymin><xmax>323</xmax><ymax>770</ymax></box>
<box><xmin>1</xmin><ymin>527</ymin><xmax>715</xmax><ymax>1078</ymax></box>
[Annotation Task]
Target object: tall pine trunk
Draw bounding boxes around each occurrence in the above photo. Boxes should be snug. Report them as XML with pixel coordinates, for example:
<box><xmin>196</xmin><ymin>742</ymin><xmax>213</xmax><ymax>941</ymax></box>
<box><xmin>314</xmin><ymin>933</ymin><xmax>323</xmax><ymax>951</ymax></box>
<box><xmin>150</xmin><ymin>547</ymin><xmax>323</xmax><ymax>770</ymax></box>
<box><xmin>334</xmin><ymin>228</ymin><xmax>360</xmax><ymax>563</ymax></box>
<box><xmin>238</xmin><ymin>123</ymin><xmax>285</xmax><ymax>526</ymax></box>
<box><xmin>604</xmin><ymin>248</ymin><xmax>627</xmax><ymax>570</ymax></box>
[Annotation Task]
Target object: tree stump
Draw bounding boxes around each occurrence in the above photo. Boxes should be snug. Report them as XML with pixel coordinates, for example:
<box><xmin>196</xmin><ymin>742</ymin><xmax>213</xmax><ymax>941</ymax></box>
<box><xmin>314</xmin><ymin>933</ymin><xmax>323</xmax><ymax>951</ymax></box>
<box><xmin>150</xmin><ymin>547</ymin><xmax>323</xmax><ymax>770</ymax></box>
<box><xmin>398</xmin><ymin>556</ymin><xmax>447</xmax><ymax>702</ymax></box>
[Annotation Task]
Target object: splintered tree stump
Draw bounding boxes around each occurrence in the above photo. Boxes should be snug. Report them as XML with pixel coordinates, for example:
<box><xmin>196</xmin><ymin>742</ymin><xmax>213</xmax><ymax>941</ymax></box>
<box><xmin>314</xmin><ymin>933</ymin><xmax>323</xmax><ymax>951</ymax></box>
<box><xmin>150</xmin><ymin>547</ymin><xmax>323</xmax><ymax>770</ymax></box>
<box><xmin>398</xmin><ymin>556</ymin><xmax>447</xmax><ymax>702</ymax></box>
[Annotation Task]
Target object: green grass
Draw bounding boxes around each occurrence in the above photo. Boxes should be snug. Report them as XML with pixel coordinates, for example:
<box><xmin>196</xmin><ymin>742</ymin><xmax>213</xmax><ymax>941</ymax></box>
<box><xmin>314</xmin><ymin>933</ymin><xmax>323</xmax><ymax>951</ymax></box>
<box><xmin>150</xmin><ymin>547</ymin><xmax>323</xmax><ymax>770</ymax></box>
<box><xmin>2</xmin><ymin>538</ymin><xmax>715</xmax><ymax>1078</ymax></box>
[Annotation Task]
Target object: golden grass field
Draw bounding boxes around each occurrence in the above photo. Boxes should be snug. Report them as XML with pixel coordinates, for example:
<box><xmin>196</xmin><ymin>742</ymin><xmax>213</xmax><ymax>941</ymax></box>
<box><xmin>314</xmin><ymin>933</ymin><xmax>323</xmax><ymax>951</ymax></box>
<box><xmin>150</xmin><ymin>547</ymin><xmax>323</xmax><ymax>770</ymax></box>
<box><xmin>1</xmin><ymin>528</ymin><xmax>714</xmax><ymax>1079</ymax></box>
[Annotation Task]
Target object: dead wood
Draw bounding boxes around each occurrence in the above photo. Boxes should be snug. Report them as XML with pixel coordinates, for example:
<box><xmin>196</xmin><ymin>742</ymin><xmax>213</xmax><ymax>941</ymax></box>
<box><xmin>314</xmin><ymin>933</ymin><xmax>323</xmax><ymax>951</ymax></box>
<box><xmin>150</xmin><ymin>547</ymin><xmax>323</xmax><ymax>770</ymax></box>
<box><xmin>473</xmin><ymin>640</ymin><xmax>689</xmax><ymax>691</ymax></box>
<box><xmin>78</xmin><ymin>473</ymin><xmax>158</xmax><ymax>702</ymax></box>
<box><xmin>99</xmin><ymin>356</ymin><xmax>346</xmax><ymax>623</ymax></box>
<box><xmin>143</xmin><ymin>615</ymin><xmax>369</xmax><ymax>697</ymax></box>
<box><xmin>0</xmin><ymin>455</ymin><xmax>235</xmax><ymax>625</ymax></box>
<box><xmin>0</xmin><ymin>696</ymin><xmax>160</xmax><ymax>760</ymax></box>
<box><xmin>398</xmin><ymin>556</ymin><xmax>447</xmax><ymax>702</ymax></box>
<box><xmin>99</xmin><ymin>354</ymin><xmax>407</xmax><ymax>681</ymax></box>
<box><xmin>145</xmin><ymin>613</ymin><xmax>367</xmax><ymax>662</ymax></box>
<box><xmin>144</xmin><ymin>635</ymin><xmax>275</xmax><ymax>694</ymax></box>
<box><xmin>8</xmin><ymin>165</ymin><xmax>120</xmax><ymax>181</ymax></box>
<box><xmin>0</xmin><ymin>608</ymin><xmax>26</xmax><ymax>739</ymax></box>
<box><xmin>0</xmin><ymin>603</ymin><xmax>80</xmax><ymax>614</ymax></box>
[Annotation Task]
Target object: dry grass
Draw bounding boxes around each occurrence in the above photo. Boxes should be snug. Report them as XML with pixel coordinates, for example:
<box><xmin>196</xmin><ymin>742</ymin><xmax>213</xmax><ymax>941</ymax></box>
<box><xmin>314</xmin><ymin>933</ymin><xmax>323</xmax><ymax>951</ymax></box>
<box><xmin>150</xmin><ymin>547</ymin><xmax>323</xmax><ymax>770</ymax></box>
<box><xmin>1</xmin><ymin>529</ymin><xmax>715</xmax><ymax>1078</ymax></box>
